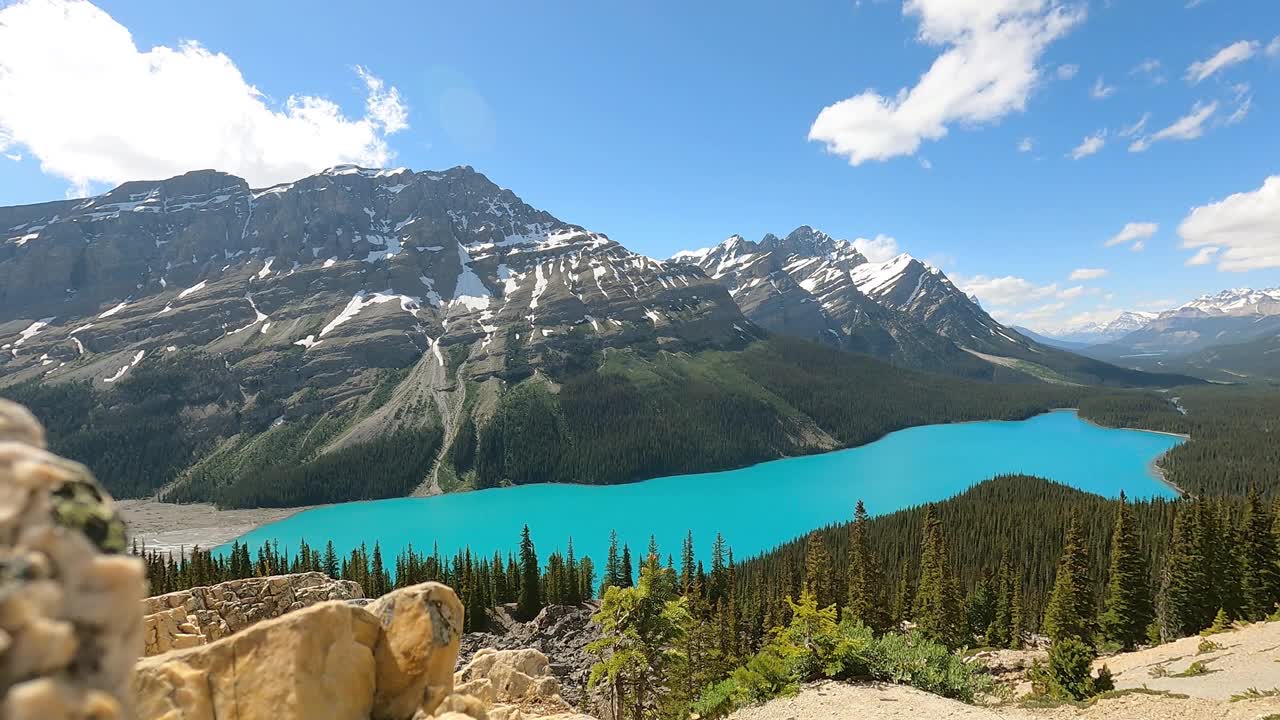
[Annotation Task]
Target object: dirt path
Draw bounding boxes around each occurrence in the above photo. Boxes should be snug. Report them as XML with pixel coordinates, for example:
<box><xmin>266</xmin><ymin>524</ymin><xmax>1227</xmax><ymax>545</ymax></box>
<box><xmin>118</xmin><ymin>498</ymin><xmax>312</xmax><ymax>554</ymax></box>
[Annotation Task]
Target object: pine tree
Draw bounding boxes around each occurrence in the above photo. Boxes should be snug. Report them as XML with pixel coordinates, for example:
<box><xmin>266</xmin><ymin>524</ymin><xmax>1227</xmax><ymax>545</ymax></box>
<box><xmin>802</xmin><ymin>531</ymin><xmax>834</xmax><ymax>609</ymax></box>
<box><xmin>987</xmin><ymin>549</ymin><xmax>1013</xmax><ymax>647</ymax></box>
<box><xmin>620</xmin><ymin>545</ymin><xmax>634</xmax><ymax>588</ymax></box>
<box><xmin>1158</xmin><ymin>508</ymin><xmax>1205</xmax><ymax>641</ymax></box>
<box><xmin>1099</xmin><ymin>492</ymin><xmax>1154</xmax><ymax>649</ymax></box>
<box><xmin>517</xmin><ymin>525</ymin><xmax>542</xmax><ymax>621</ymax></box>
<box><xmin>1240</xmin><ymin>487</ymin><xmax>1280</xmax><ymax>620</ymax></box>
<box><xmin>892</xmin><ymin>558</ymin><xmax>913</xmax><ymax>628</ymax></box>
<box><xmin>680</xmin><ymin>531</ymin><xmax>695</xmax><ymax>596</ymax></box>
<box><xmin>1009</xmin><ymin>582</ymin><xmax>1025</xmax><ymax>650</ymax></box>
<box><xmin>966</xmin><ymin>570</ymin><xmax>996</xmax><ymax>644</ymax></box>
<box><xmin>912</xmin><ymin>506</ymin><xmax>963</xmax><ymax>647</ymax></box>
<box><xmin>846</xmin><ymin>500</ymin><xmax>887</xmax><ymax>631</ymax></box>
<box><xmin>603</xmin><ymin>530</ymin><xmax>621</xmax><ymax>594</ymax></box>
<box><xmin>1043</xmin><ymin>520</ymin><xmax>1094</xmax><ymax>644</ymax></box>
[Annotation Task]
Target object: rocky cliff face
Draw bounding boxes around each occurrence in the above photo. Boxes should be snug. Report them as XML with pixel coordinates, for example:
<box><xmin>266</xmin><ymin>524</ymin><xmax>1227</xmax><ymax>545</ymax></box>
<box><xmin>0</xmin><ymin>165</ymin><xmax>761</xmax><ymax>503</ymax></box>
<box><xmin>672</xmin><ymin>228</ymin><xmax>1040</xmax><ymax>376</ymax></box>
<box><xmin>1</xmin><ymin>165</ymin><xmax>749</xmax><ymax>395</ymax></box>
<box><xmin>142</xmin><ymin>572</ymin><xmax>363</xmax><ymax>655</ymax></box>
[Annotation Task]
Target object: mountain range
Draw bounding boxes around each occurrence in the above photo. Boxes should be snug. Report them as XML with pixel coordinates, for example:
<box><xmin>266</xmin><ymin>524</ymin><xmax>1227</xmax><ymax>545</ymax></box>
<box><xmin>0</xmin><ymin>165</ymin><xmax>1195</xmax><ymax>506</ymax></box>
<box><xmin>1029</xmin><ymin>288</ymin><xmax>1280</xmax><ymax>382</ymax></box>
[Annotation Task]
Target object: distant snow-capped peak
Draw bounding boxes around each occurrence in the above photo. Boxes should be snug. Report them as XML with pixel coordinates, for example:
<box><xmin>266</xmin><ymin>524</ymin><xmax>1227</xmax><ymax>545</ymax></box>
<box><xmin>1172</xmin><ymin>287</ymin><xmax>1280</xmax><ymax>317</ymax></box>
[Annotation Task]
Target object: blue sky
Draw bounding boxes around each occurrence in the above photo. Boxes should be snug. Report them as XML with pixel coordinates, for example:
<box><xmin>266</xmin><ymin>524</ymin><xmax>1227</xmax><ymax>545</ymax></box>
<box><xmin>0</xmin><ymin>0</ymin><xmax>1277</xmax><ymax>331</ymax></box>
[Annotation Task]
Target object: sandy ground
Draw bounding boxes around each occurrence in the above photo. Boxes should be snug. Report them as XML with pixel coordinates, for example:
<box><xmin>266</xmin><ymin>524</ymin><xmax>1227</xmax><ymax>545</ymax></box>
<box><xmin>1102</xmin><ymin>619</ymin><xmax>1280</xmax><ymax>700</ymax></box>
<box><xmin>728</xmin><ymin>680</ymin><xmax>1280</xmax><ymax>720</ymax></box>
<box><xmin>118</xmin><ymin>498</ymin><xmax>311</xmax><ymax>554</ymax></box>
<box><xmin>729</xmin><ymin>622</ymin><xmax>1280</xmax><ymax>720</ymax></box>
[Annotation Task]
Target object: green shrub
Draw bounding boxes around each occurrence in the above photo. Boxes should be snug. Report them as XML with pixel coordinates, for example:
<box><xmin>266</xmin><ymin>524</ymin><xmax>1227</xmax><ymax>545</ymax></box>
<box><xmin>866</xmin><ymin>631</ymin><xmax>992</xmax><ymax>702</ymax></box>
<box><xmin>1197</xmin><ymin>638</ymin><xmax>1223</xmax><ymax>655</ymax></box>
<box><xmin>1031</xmin><ymin>637</ymin><xmax>1112</xmax><ymax>701</ymax></box>
<box><xmin>691</xmin><ymin>679</ymin><xmax>739</xmax><ymax>719</ymax></box>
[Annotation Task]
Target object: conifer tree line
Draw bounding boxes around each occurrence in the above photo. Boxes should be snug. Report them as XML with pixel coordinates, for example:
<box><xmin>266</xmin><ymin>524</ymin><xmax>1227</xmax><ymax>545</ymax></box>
<box><xmin>136</xmin><ymin>526</ymin><xmax>596</xmax><ymax>633</ymax></box>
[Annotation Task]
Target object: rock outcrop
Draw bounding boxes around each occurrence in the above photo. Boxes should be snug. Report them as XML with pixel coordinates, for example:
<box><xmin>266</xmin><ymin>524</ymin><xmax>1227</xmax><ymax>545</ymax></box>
<box><xmin>134</xmin><ymin>581</ymin><xmax>464</xmax><ymax>720</ymax></box>
<box><xmin>141</xmin><ymin>571</ymin><xmax>362</xmax><ymax>655</ymax></box>
<box><xmin>0</xmin><ymin>398</ymin><xmax>147</xmax><ymax>719</ymax></box>
<box><xmin>460</xmin><ymin>604</ymin><xmax>600</xmax><ymax>708</ymax></box>
<box><xmin>447</xmin><ymin>648</ymin><xmax>592</xmax><ymax>720</ymax></box>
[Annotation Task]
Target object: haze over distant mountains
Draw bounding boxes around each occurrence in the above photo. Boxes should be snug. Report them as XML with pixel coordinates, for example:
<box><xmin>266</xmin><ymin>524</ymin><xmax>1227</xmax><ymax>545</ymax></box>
<box><xmin>1026</xmin><ymin>288</ymin><xmax>1280</xmax><ymax>382</ymax></box>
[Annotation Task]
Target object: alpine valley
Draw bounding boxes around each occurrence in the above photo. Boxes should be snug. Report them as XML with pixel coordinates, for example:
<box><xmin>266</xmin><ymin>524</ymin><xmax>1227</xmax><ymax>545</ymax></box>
<box><xmin>0</xmin><ymin>166</ymin><xmax>1195</xmax><ymax>508</ymax></box>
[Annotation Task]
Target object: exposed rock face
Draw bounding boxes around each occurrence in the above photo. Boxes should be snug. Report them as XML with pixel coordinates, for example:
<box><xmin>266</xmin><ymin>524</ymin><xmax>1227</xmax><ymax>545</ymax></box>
<box><xmin>141</xmin><ymin>571</ymin><xmax>363</xmax><ymax>655</ymax></box>
<box><xmin>460</xmin><ymin>604</ymin><xmax>600</xmax><ymax>708</ymax></box>
<box><xmin>0</xmin><ymin>398</ymin><xmax>147</xmax><ymax>719</ymax></box>
<box><xmin>446</xmin><ymin>648</ymin><xmax>592</xmax><ymax>720</ymax></box>
<box><xmin>0</xmin><ymin>165</ymin><xmax>759</xmax><ymax>504</ymax></box>
<box><xmin>134</xmin><ymin>581</ymin><xmax>465</xmax><ymax>720</ymax></box>
<box><xmin>669</xmin><ymin>228</ymin><xmax>1016</xmax><ymax>377</ymax></box>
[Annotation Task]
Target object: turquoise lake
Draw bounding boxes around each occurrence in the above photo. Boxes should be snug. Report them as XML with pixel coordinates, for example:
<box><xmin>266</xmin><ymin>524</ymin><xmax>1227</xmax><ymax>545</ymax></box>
<box><xmin>225</xmin><ymin>410</ymin><xmax>1183</xmax><ymax>570</ymax></box>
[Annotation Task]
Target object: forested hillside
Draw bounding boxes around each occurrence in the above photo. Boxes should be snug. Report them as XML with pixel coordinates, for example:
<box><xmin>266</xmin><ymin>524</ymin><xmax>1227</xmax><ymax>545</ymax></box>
<box><xmin>1079</xmin><ymin>385</ymin><xmax>1280</xmax><ymax>497</ymax></box>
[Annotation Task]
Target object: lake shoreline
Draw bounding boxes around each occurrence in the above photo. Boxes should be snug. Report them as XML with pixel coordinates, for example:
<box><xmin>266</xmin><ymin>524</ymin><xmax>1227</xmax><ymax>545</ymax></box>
<box><xmin>119</xmin><ymin>408</ymin><xmax>1184</xmax><ymax>553</ymax></box>
<box><xmin>117</xmin><ymin>498</ymin><xmax>321</xmax><ymax>555</ymax></box>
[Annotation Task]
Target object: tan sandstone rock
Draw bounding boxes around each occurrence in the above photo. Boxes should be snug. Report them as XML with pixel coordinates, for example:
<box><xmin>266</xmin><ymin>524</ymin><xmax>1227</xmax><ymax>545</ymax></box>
<box><xmin>134</xmin><ymin>600</ymin><xmax>382</xmax><ymax>720</ymax></box>
<box><xmin>368</xmin><ymin>582</ymin><xmax>466</xmax><ymax>720</ymax></box>
<box><xmin>0</xmin><ymin>399</ymin><xmax>146</xmax><ymax>720</ymax></box>
<box><xmin>141</xmin><ymin>571</ymin><xmax>363</xmax><ymax>655</ymax></box>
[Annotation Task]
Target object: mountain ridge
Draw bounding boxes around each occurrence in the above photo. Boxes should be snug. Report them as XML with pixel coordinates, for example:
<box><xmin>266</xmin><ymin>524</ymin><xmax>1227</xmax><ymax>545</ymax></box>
<box><xmin>1</xmin><ymin>165</ymin><xmax>1196</xmax><ymax>507</ymax></box>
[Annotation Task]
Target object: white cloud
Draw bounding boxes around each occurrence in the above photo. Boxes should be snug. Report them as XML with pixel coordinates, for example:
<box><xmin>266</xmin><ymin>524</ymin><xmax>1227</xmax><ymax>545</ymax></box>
<box><xmin>1057</xmin><ymin>285</ymin><xmax>1086</xmax><ymax>299</ymax></box>
<box><xmin>955</xmin><ymin>274</ymin><xmax>1058</xmax><ymax>307</ymax></box>
<box><xmin>1226</xmin><ymin>83</ymin><xmax>1251</xmax><ymax>125</ymax></box>
<box><xmin>1070</xmin><ymin>130</ymin><xmax>1106</xmax><ymax>159</ymax></box>
<box><xmin>1186</xmin><ymin>40</ymin><xmax>1259</xmax><ymax>84</ymax></box>
<box><xmin>807</xmin><ymin>0</ymin><xmax>1084</xmax><ymax>165</ymax></box>
<box><xmin>1105</xmin><ymin>221</ymin><xmax>1157</xmax><ymax>248</ymax></box>
<box><xmin>1090</xmin><ymin>76</ymin><xmax>1115</xmax><ymax>99</ymax></box>
<box><xmin>1128</xmin><ymin>101</ymin><xmax>1217</xmax><ymax>152</ymax></box>
<box><xmin>1017</xmin><ymin>137</ymin><xmax>1034</xmax><ymax>153</ymax></box>
<box><xmin>1117</xmin><ymin>112</ymin><xmax>1149</xmax><ymax>138</ymax></box>
<box><xmin>1130</xmin><ymin>239</ymin><xmax>1146</xmax><ymax>252</ymax></box>
<box><xmin>1130</xmin><ymin>58</ymin><xmax>1165</xmax><ymax>84</ymax></box>
<box><xmin>1178</xmin><ymin>175</ymin><xmax>1280</xmax><ymax>271</ymax></box>
<box><xmin>1184</xmin><ymin>246</ymin><xmax>1219</xmax><ymax>266</ymax></box>
<box><xmin>1057</xmin><ymin>63</ymin><xmax>1079</xmax><ymax>80</ymax></box>
<box><xmin>850</xmin><ymin>234</ymin><xmax>901</xmax><ymax>262</ymax></box>
<box><xmin>1068</xmin><ymin>267</ymin><xmax>1107</xmax><ymax>280</ymax></box>
<box><xmin>0</xmin><ymin>0</ymin><xmax>409</xmax><ymax>192</ymax></box>
<box><xmin>1268</xmin><ymin>35</ymin><xmax>1280</xmax><ymax>58</ymax></box>
<box><xmin>918</xmin><ymin>157</ymin><xmax>933</xmax><ymax>170</ymax></box>
<box><xmin>997</xmin><ymin>301</ymin><xmax>1068</xmax><ymax>327</ymax></box>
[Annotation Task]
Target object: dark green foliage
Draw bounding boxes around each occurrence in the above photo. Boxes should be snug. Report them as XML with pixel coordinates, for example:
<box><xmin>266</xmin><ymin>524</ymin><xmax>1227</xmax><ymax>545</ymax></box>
<box><xmin>475</xmin><ymin>338</ymin><xmax>1084</xmax><ymax>490</ymax></box>
<box><xmin>1099</xmin><ymin>494</ymin><xmax>1154</xmax><ymax>649</ymax></box>
<box><xmin>517</xmin><ymin>525</ymin><xmax>542</xmax><ymax>621</ymax></box>
<box><xmin>475</xmin><ymin>381</ymin><xmax>565</xmax><ymax>488</ymax></box>
<box><xmin>1030</xmin><ymin>637</ymin><xmax>1114</xmax><ymax>701</ymax></box>
<box><xmin>735</xmin><ymin>475</ymin><xmax>1176</xmax><ymax>645</ymax></box>
<box><xmin>1</xmin><ymin>351</ymin><xmax>239</xmax><ymax>498</ymax></box>
<box><xmin>846</xmin><ymin>500</ymin><xmax>888</xmax><ymax>632</ymax></box>
<box><xmin>1158</xmin><ymin>509</ymin><xmax>1208</xmax><ymax>641</ymax></box>
<box><xmin>1043</xmin><ymin>521</ymin><xmax>1095</xmax><ymax>644</ymax></box>
<box><xmin>1240</xmin><ymin>488</ymin><xmax>1280</xmax><ymax>619</ymax></box>
<box><xmin>1079</xmin><ymin>387</ymin><xmax>1280</xmax><ymax>498</ymax></box>
<box><xmin>912</xmin><ymin>507</ymin><xmax>964</xmax><ymax>648</ymax></box>
<box><xmin>447</xmin><ymin>412</ymin><xmax>477</xmax><ymax>475</ymax></box>
<box><xmin>166</xmin><ymin>429</ymin><xmax>442</xmax><ymax>507</ymax></box>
